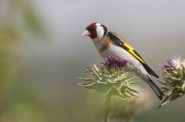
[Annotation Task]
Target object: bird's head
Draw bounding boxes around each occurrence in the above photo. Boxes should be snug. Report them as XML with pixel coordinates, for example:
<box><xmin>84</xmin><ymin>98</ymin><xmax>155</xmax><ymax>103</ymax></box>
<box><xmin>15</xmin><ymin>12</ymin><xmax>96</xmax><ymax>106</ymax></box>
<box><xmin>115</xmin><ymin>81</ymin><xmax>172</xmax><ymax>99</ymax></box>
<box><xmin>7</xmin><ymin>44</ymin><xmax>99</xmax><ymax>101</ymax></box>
<box><xmin>81</xmin><ymin>22</ymin><xmax>107</xmax><ymax>41</ymax></box>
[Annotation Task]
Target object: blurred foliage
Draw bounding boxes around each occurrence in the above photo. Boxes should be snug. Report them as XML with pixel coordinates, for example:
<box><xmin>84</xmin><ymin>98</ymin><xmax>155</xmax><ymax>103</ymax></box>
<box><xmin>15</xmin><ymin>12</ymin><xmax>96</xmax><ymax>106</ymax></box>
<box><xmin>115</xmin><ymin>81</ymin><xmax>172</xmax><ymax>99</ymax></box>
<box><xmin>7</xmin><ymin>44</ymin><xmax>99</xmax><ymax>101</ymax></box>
<box><xmin>110</xmin><ymin>88</ymin><xmax>154</xmax><ymax>122</ymax></box>
<box><xmin>111</xmin><ymin>96</ymin><xmax>143</xmax><ymax>121</ymax></box>
<box><xmin>0</xmin><ymin>89</ymin><xmax>48</xmax><ymax>122</ymax></box>
<box><xmin>60</xmin><ymin>92</ymin><xmax>103</xmax><ymax>122</ymax></box>
<box><xmin>0</xmin><ymin>26</ymin><xmax>20</xmax><ymax>105</ymax></box>
<box><xmin>0</xmin><ymin>0</ymin><xmax>46</xmax><ymax>121</ymax></box>
<box><xmin>12</xmin><ymin>0</ymin><xmax>45</xmax><ymax>35</ymax></box>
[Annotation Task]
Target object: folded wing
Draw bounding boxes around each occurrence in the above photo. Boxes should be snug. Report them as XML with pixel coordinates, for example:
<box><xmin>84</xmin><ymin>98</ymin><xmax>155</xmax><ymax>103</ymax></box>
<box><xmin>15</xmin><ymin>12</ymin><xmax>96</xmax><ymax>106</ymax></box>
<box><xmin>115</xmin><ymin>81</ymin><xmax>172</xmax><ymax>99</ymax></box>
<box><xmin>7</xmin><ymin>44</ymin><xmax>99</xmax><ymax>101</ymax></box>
<box><xmin>107</xmin><ymin>31</ymin><xmax>159</xmax><ymax>78</ymax></box>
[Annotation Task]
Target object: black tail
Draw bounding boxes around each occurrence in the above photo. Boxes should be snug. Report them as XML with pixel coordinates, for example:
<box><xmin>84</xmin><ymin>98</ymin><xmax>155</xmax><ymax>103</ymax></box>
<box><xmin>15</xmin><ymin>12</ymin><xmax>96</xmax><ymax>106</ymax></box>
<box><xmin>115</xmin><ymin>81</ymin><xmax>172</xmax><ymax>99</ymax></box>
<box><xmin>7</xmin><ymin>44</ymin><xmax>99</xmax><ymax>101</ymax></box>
<box><xmin>146</xmin><ymin>75</ymin><xmax>165</xmax><ymax>100</ymax></box>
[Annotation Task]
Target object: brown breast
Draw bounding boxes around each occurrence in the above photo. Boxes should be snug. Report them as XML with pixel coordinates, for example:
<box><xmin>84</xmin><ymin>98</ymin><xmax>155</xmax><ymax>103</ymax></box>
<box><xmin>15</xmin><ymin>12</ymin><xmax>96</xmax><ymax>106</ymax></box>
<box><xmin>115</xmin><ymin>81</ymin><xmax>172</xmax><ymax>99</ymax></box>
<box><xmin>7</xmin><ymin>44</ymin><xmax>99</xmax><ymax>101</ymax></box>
<box><xmin>99</xmin><ymin>36</ymin><xmax>111</xmax><ymax>52</ymax></box>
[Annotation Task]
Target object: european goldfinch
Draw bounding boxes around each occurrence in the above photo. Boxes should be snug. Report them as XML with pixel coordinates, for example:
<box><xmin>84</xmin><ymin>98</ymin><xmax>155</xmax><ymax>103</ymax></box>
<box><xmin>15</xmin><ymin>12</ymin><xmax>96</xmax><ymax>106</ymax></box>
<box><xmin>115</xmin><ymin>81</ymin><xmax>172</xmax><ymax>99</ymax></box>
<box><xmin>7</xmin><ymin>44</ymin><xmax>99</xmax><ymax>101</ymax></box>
<box><xmin>81</xmin><ymin>22</ymin><xmax>164</xmax><ymax>100</ymax></box>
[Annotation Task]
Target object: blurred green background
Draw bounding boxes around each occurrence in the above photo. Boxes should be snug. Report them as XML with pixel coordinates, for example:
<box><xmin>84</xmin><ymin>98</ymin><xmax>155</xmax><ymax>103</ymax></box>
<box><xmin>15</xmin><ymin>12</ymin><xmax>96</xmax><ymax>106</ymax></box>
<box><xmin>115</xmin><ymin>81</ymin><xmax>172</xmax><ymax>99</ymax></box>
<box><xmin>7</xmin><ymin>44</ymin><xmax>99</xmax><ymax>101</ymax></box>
<box><xmin>0</xmin><ymin>0</ymin><xmax>185</xmax><ymax>122</ymax></box>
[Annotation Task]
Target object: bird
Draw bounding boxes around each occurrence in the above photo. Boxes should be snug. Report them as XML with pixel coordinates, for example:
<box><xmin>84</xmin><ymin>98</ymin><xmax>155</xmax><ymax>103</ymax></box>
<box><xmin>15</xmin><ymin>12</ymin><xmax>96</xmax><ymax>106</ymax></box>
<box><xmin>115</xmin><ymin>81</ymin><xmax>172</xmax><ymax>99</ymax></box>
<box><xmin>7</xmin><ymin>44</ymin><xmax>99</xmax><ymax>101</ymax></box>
<box><xmin>81</xmin><ymin>22</ymin><xmax>164</xmax><ymax>100</ymax></box>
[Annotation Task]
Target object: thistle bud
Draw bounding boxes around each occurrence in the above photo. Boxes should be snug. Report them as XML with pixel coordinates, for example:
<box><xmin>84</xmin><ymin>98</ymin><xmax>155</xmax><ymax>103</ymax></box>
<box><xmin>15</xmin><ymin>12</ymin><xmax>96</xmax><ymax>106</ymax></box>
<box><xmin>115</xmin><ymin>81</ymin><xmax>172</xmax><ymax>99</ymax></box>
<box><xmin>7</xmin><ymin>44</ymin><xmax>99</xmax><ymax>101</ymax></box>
<box><xmin>162</xmin><ymin>57</ymin><xmax>183</xmax><ymax>84</ymax></box>
<box><xmin>159</xmin><ymin>57</ymin><xmax>185</xmax><ymax>108</ymax></box>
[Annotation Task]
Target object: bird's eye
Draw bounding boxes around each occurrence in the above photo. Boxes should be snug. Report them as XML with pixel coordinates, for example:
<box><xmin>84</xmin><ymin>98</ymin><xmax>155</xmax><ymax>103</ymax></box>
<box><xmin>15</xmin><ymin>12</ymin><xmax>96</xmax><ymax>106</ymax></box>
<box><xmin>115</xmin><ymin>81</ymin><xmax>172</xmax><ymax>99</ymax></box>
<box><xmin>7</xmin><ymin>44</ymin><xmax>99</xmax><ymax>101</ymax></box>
<box><xmin>88</xmin><ymin>27</ymin><xmax>95</xmax><ymax>32</ymax></box>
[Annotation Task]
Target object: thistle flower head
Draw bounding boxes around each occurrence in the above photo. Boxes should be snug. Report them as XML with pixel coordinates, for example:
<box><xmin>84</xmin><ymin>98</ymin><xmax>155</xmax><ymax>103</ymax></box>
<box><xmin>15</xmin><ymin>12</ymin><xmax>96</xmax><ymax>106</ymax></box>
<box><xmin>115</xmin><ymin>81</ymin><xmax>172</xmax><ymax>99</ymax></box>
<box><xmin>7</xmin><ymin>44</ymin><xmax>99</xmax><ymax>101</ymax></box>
<box><xmin>159</xmin><ymin>57</ymin><xmax>185</xmax><ymax>108</ymax></box>
<box><xmin>79</xmin><ymin>56</ymin><xmax>138</xmax><ymax>98</ymax></box>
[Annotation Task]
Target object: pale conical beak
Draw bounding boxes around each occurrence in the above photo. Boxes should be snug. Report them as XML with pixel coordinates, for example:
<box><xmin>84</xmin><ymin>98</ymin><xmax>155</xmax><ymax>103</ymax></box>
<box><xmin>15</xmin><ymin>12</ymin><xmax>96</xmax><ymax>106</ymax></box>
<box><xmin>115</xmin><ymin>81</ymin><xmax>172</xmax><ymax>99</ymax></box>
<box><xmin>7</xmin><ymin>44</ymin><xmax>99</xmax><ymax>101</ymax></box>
<box><xmin>81</xmin><ymin>30</ymin><xmax>91</xmax><ymax>37</ymax></box>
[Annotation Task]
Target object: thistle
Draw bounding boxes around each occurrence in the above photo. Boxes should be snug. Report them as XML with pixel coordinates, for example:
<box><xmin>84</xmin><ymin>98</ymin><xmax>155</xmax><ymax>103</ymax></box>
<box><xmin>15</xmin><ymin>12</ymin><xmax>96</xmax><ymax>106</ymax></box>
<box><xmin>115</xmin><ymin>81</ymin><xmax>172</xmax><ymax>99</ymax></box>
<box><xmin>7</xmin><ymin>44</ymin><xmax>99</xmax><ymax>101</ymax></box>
<box><xmin>159</xmin><ymin>57</ymin><xmax>185</xmax><ymax>108</ymax></box>
<box><xmin>79</xmin><ymin>56</ymin><xmax>138</xmax><ymax>122</ymax></box>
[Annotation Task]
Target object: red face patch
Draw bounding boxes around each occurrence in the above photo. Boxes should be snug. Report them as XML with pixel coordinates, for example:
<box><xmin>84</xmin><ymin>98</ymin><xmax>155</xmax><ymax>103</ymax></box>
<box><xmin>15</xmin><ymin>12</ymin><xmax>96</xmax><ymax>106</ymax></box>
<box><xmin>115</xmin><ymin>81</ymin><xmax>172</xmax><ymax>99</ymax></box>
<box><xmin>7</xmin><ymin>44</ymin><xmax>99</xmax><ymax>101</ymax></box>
<box><xmin>86</xmin><ymin>23</ymin><xmax>97</xmax><ymax>39</ymax></box>
<box><xmin>86</xmin><ymin>23</ymin><xmax>96</xmax><ymax>29</ymax></box>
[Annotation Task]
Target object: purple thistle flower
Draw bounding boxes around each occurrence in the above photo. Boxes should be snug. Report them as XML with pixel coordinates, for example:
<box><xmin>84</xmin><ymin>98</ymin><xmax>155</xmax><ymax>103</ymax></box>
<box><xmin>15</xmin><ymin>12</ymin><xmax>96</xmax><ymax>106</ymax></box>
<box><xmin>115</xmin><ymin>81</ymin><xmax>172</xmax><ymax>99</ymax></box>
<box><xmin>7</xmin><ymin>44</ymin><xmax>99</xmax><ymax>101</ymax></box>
<box><xmin>162</xmin><ymin>57</ymin><xmax>181</xmax><ymax>71</ymax></box>
<box><xmin>103</xmin><ymin>56</ymin><xmax>128</xmax><ymax>69</ymax></box>
<box><xmin>163</xmin><ymin>58</ymin><xmax>173</xmax><ymax>69</ymax></box>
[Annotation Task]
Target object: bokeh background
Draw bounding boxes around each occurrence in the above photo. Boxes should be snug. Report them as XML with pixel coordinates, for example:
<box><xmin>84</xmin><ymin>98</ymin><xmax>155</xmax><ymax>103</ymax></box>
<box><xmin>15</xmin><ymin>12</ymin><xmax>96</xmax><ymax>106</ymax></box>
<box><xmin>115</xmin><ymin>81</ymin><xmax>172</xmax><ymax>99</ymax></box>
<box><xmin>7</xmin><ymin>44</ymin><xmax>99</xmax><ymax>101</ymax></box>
<box><xmin>0</xmin><ymin>0</ymin><xmax>185</xmax><ymax>122</ymax></box>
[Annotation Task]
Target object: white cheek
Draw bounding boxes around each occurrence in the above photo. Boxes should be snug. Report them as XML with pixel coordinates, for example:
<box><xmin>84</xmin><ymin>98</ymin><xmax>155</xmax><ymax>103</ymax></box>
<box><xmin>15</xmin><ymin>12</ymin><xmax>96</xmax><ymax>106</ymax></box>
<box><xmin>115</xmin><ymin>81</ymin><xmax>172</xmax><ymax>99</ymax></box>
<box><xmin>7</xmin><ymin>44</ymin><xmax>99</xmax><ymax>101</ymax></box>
<box><xmin>96</xmin><ymin>26</ymin><xmax>104</xmax><ymax>40</ymax></box>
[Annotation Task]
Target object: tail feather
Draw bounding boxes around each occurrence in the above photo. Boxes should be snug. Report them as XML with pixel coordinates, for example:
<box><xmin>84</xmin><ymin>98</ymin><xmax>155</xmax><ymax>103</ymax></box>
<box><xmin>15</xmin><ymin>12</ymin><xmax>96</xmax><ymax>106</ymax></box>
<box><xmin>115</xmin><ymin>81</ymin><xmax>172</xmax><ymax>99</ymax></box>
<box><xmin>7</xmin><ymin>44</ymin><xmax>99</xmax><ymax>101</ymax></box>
<box><xmin>146</xmin><ymin>75</ymin><xmax>165</xmax><ymax>100</ymax></box>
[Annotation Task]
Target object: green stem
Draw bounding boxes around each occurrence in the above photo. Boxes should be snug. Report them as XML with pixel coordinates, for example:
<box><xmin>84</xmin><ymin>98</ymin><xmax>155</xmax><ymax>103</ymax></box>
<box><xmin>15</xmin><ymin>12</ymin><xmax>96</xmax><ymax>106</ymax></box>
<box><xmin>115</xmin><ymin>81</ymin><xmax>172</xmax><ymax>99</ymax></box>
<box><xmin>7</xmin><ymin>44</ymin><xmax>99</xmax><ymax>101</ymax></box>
<box><xmin>104</xmin><ymin>93</ymin><xmax>112</xmax><ymax>122</ymax></box>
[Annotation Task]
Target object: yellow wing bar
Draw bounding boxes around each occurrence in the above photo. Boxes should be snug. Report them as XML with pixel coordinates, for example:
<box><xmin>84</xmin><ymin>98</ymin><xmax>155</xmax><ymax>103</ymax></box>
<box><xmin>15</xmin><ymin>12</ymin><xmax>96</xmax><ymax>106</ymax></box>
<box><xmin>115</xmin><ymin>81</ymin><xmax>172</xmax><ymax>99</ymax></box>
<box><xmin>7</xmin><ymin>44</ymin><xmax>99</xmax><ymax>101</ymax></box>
<box><xmin>123</xmin><ymin>42</ymin><xmax>145</xmax><ymax>64</ymax></box>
